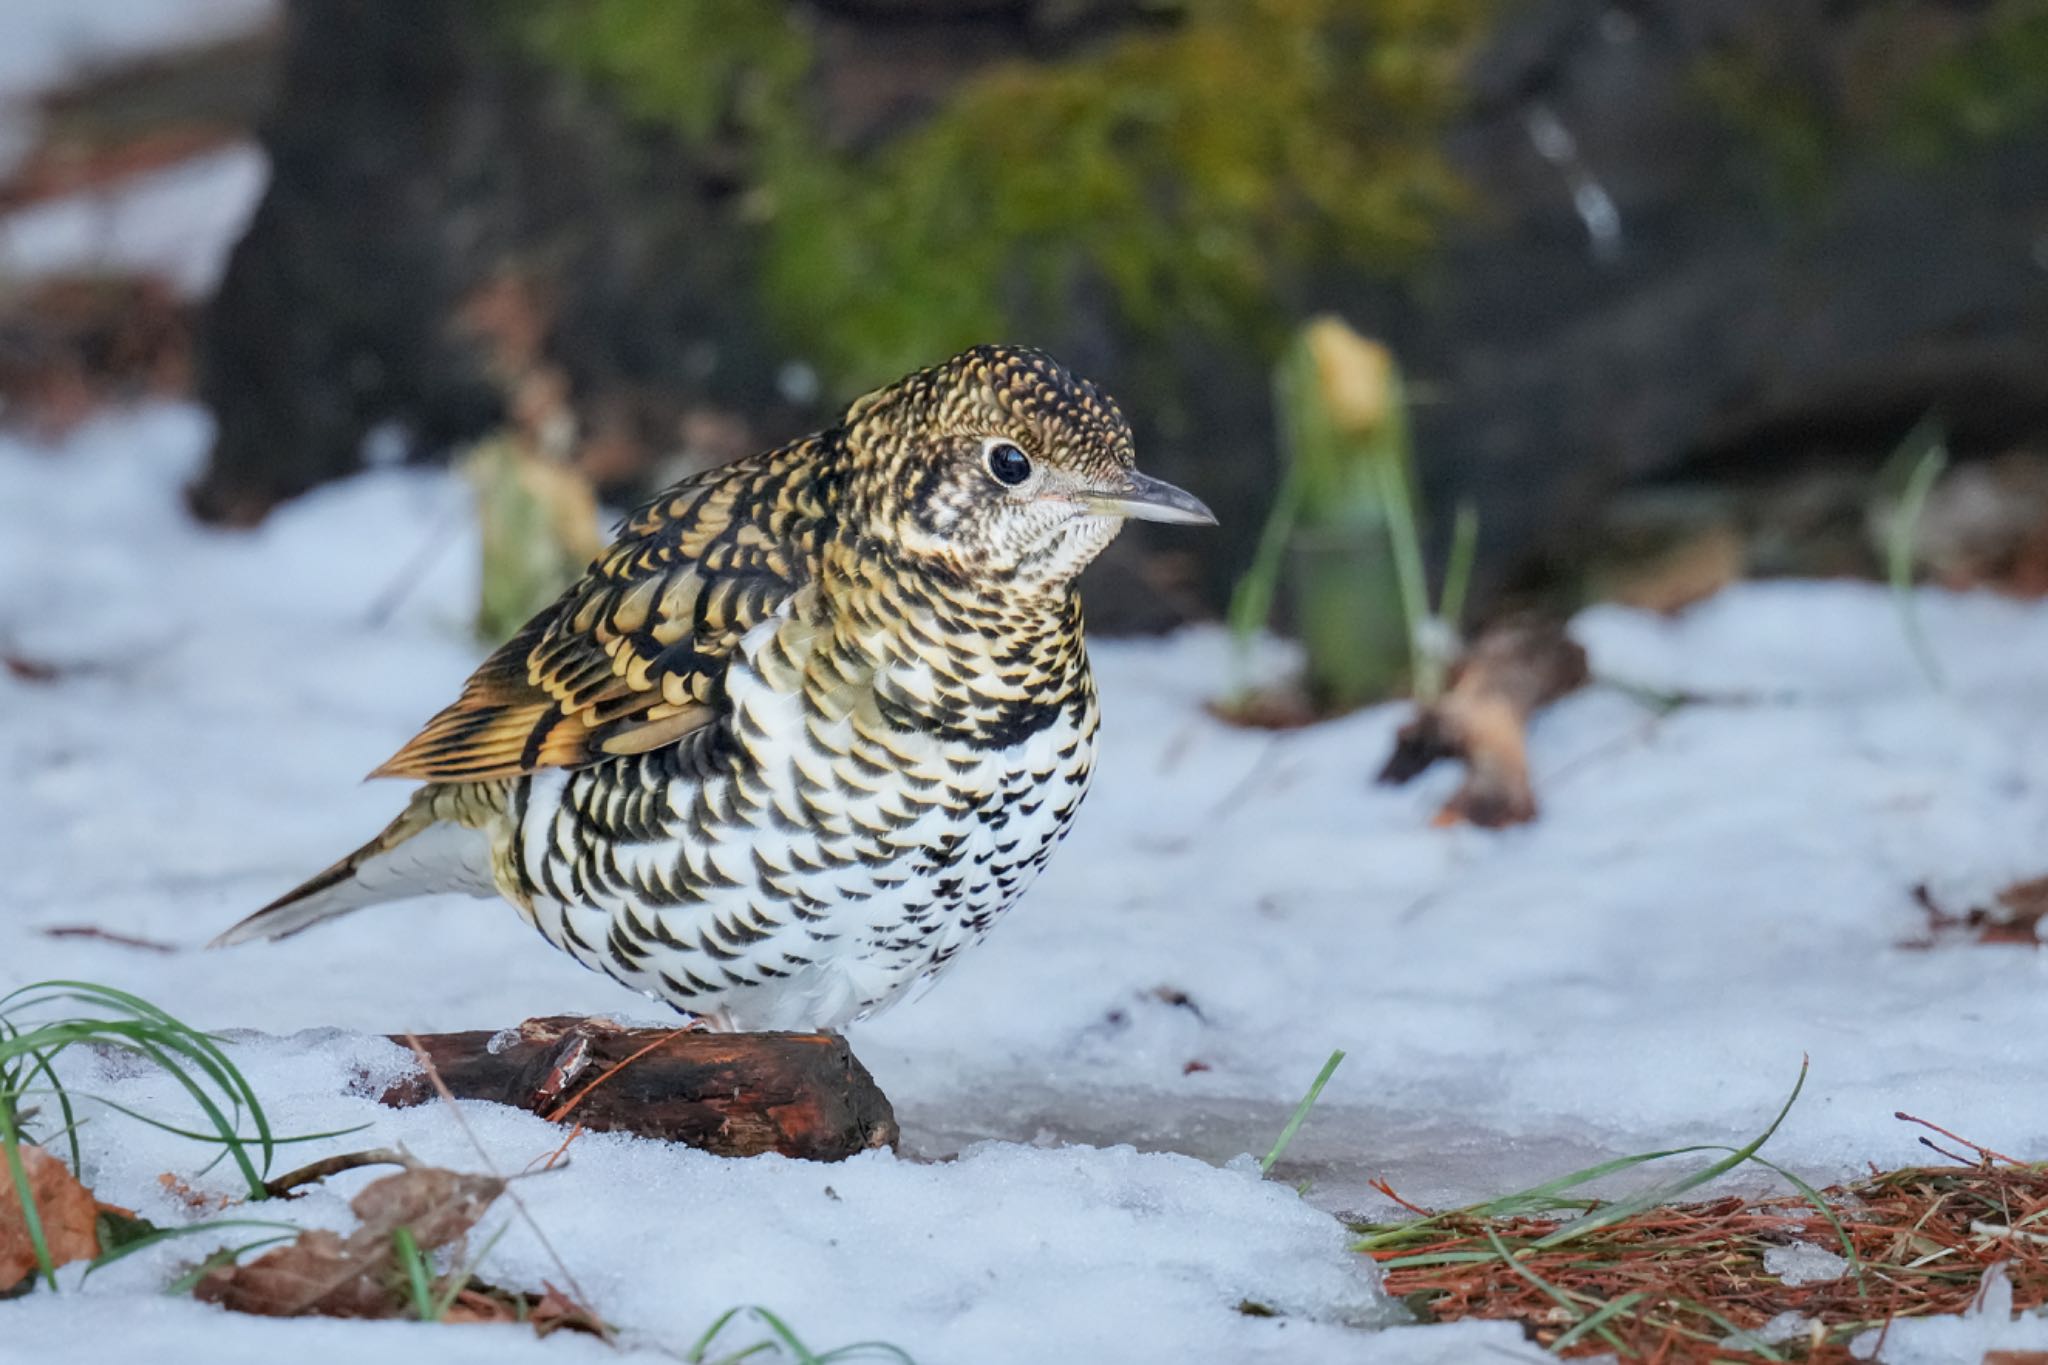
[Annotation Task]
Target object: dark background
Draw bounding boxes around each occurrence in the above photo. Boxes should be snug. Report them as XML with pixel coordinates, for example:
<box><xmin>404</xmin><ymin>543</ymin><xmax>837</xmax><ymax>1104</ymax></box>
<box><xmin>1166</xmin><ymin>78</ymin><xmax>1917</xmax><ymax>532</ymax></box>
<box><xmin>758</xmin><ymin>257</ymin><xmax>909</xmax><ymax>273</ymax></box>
<box><xmin>9</xmin><ymin>0</ymin><xmax>2048</xmax><ymax>633</ymax></box>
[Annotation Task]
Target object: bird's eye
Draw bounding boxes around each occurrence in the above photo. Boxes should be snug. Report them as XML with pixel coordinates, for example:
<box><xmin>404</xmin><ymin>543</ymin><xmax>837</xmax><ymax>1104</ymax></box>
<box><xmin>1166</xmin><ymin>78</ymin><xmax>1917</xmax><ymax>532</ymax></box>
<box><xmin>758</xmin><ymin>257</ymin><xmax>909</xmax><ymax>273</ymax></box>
<box><xmin>984</xmin><ymin>440</ymin><xmax>1034</xmax><ymax>488</ymax></box>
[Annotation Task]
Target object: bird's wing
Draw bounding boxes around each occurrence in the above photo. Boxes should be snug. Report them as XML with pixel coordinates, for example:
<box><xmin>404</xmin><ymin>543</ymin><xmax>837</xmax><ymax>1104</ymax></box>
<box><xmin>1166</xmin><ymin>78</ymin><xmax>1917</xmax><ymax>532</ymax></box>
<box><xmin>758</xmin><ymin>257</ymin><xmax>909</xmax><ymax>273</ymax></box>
<box><xmin>373</xmin><ymin>448</ymin><xmax>825</xmax><ymax>782</ymax></box>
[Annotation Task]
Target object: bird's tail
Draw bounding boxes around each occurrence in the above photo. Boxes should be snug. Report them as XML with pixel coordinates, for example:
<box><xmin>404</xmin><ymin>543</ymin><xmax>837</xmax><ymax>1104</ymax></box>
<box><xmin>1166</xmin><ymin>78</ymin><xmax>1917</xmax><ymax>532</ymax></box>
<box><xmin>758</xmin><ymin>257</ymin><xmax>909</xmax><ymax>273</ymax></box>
<box><xmin>211</xmin><ymin>789</ymin><xmax>500</xmax><ymax>947</ymax></box>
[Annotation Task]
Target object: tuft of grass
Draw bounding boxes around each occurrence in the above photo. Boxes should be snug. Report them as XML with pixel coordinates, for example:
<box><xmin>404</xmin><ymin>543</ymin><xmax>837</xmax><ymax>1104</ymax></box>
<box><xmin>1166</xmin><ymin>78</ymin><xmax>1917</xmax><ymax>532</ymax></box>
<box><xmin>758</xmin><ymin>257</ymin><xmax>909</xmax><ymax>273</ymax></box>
<box><xmin>0</xmin><ymin>979</ymin><xmax>363</xmax><ymax>1291</ymax></box>
<box><xmin>1347</xmin><ymin>1063</ymin><xmax>2048</xmax><ymax>1357</ymax></box>
<box><xmin>687</xmin><ymin>1304</ymin><xmax>918</xmax><ymax>1364</ymax></box>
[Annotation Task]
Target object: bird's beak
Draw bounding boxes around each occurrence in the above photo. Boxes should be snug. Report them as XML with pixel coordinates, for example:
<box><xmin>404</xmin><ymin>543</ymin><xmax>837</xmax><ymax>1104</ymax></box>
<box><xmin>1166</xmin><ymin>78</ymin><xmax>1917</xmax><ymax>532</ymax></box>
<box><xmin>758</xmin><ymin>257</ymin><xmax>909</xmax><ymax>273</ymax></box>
<box><xmin>1076</xmin><ymin>470</ymin><xmax>1218</xmax><ymax>525</ymax></box>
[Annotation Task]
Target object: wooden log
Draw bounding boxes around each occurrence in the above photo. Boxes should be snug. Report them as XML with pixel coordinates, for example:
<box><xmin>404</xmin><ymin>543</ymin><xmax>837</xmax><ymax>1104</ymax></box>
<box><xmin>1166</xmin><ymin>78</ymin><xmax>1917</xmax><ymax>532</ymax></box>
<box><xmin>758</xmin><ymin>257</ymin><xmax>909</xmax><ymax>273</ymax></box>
<box><xmin>380</xmin><ymin>1016</ymin><xmax>897</xmax><ymax>1162</ymax></box>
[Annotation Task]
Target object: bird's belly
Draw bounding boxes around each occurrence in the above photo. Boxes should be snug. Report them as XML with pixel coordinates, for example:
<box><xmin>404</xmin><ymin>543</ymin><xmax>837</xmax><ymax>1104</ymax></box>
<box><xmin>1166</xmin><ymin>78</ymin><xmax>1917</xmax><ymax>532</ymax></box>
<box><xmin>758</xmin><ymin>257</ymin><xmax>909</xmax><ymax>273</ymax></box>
<box><xmin>515</xmin><ymin>689</ymin><xmax>1095</xmax><ymax>1031</ymax></box>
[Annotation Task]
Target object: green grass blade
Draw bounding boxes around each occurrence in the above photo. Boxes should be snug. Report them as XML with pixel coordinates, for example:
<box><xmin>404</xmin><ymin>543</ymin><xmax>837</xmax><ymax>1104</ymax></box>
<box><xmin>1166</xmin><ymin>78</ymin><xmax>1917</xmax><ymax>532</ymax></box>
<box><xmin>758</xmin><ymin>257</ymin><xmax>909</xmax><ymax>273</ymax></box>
<box><xmin>6</xmin><ymin>1087</ymin><xmax>364</xmax><ymax>1151</ymax></box>
<box><xmin>1481</xmin><ymin>1227</ymin><xmax>1625</xmax><ymax>1353</ymax></box>
<box><xmin>1667</xmin><ymin>1297</ymin><xmax>1787</xmax><ymax>1360</ymax></box>
<box><xmin>12</xmin><ymin>982</ymin><xmax>276</xmax><ymax>1169</ymax></box>
<box><xmin>688</xmin><ymin>1306</ymin><xmax>751</xmax><ymax>1362</ymax></box>
<box><xmin>1261</xmin><ymin>1049</ymin><xmax>1345</xmax><ymax>1176</ymax></box>
<box><xmin>1529</xmin><ymin>1059</ymin><xmax>1808</xmax><ymax>1251</ymax></box>
<box><xmin>1883</xmin><ymin>417</ymin><xmax>1949</xmax><ymax>692</ymax></box>
<box><xmin>0</xmin><ymin>1101</ymin><xmax>57</xmax><ymax>1290</ymax></box>
<box><xmin>818</xmin><ymin>1345</ymin><xmax>919</xmax><ymax>1364</ymax></box>
<box><xmin>1746</xmin><ymin>1154</ymin><xmax>1866</xmax><ymax>1295</ymax></box>
<box><xmin>84</xmin><ymin>1218</ymin><xmax>306</xmax><ymax>1279</ymax></box>
<box><xmin>1436</xmin><ymin>499</ymin><xmax>1480</xmax><ymax>635</ymax></box>
<box><xmin>1375</xmin><ymin>452</ymin><xmax>1435</xmax><ymax>699</ymax></box>
<box><xmin>1548</xmin><ymin>1290</ymin><xmax>1648</xmax><ymax>1352</ymax></box>
<box><xmin>1475</xmin><ymin>1140</ymin><xmax>1758</xmax><ymax>1218</ymax></box>
<box><xmin>393</xmin><ymin>1226</ymin><xmax>436</xmax><ymax>1321</ymax></box>
<box><xmin>112</xmin><ymin>1036</ymin><xmax>265</xmax><ymax>1197</ymax></box>
<box><xmin>1353</xmin><ymin>1142</ymin><xmax>1731</xmax><ymax>1251</ymax></box>
<box><xmin>162</xmin><ymin>1235</ymin><xmax>298</xmax><ymax>1297</ymax></box>
<box><xmin>431</xmin><ymin>1221</ymin><xmax>511</xmax><ymax>1320</ymax></box>
<box><xmin>748</xmin><ymin>1306</ymin><xmax>824</xmax><ymax>1365</ymax></box>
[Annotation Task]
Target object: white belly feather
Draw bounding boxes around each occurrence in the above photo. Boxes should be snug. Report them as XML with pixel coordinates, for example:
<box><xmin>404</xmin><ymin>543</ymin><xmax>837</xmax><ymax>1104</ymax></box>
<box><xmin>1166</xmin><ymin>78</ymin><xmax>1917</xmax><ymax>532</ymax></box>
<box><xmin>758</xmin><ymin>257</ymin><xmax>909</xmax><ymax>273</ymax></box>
<box><xmin>515</xmin><ymin>614</ymin><xmax>1095</xmax><ymax>1030</ymax></box>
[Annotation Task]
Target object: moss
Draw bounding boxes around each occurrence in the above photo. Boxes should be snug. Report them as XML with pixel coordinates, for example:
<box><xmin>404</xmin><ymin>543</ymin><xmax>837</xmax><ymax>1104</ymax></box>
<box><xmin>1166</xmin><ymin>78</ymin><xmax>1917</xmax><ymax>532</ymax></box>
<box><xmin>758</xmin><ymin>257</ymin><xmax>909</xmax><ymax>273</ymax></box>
<box><xmin>1888</xmin><ymin>0</ymin><xmax>2048</xmax><ymax>161</ymax></box>
<box><xmin>515</xmin><ymin>0</ymin><xmax>1489</xmax><ymax>394</ymax></box>
<box><xmin>512</xmin><ymin>0</ymin><xmax>809</xmax><ymax>144</ymax></box>
<box><xmin>1696</xmin><ymin>0</ymin><xmax>2048</xmax><ymax>203</ymax></box>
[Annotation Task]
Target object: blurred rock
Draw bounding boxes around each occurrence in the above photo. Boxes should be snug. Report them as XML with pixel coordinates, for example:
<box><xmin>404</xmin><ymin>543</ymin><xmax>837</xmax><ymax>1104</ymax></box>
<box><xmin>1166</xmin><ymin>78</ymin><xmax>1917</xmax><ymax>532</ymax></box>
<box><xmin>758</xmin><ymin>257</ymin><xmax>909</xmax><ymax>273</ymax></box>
<box><xmin>189</xmin><ymin>0</ymin><xmax>807</xmax><ymax>527</ymax></box>
<box><xmin>1360</xmin><ymin>0</ymin><xmax>2048</xmax><ymax>608</ymax></box>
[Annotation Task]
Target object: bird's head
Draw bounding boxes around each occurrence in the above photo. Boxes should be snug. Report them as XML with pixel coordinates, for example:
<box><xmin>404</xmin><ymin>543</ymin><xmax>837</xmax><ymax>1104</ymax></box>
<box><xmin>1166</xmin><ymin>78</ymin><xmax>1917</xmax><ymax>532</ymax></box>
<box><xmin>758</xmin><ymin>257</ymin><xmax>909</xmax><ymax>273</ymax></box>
<box><xmin>837</xmin><ymin>344</ymin><xmax>1214</xmax><ymax>589</ymax></box>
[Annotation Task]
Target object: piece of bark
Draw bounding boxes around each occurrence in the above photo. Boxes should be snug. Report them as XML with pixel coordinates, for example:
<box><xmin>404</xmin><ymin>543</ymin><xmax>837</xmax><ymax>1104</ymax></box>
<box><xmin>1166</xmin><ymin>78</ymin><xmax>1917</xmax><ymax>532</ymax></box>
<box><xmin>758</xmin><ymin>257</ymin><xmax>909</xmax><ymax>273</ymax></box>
<box><xmin>1377</xmin><ymin>618</ymin><xmax>1590</xmax><ymax>828</ymax></box>
<box><xmin>381</xmin><ymin>1017</ymin><xmax>898</xmax><ymax>1162</ymax></box>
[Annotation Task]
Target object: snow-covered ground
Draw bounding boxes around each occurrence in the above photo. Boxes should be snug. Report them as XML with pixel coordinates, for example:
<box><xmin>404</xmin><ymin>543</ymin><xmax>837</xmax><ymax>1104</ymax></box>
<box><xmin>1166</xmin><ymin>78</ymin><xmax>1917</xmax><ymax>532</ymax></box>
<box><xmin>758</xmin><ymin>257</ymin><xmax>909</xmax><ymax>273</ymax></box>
<box><xmin>0</xmin><ymin>0</ymin><xmax>275</xmax><ymax>105</ymax></box>
<box><xmin>0</xmin><ymin>143</ymin><xmax>269</xmax><ymax>297</ymax></box>
<box><xmin>0</xmin><ymin>0</ymin><xmax>276</xmax><ymax>185</ymax></box>
<box><xmin>4</xmin><ymin>406</ymin><xmax>2048</xmax><ymax>1361</ymax></box>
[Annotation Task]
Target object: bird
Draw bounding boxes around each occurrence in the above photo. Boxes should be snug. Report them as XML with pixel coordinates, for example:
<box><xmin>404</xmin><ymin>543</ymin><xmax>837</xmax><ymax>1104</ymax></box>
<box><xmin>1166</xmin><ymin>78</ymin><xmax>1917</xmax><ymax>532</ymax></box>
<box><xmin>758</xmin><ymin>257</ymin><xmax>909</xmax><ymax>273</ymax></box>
<box><xmin>213</xmin><ymin>344</ymin><xmax>1215</xmax><ymax>1031</ymax></box>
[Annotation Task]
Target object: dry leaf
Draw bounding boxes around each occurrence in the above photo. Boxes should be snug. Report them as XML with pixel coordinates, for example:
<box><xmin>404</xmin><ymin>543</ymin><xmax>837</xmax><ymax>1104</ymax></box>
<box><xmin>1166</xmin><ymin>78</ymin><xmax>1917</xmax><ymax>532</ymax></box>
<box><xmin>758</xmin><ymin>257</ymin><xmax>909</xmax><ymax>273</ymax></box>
<box><xmin>1</xmin><ymin>1144</ymin><xmax>104</xmax><ymax>1288</ymax></box>
<box><xmin>528</xmin><ymin>1280</ymin><xmax>607</xmax><ymax>1338</ymax></box>
<box><xmin>1379</xmin><ymin>619</ymin><xmax>1590</xmax><ymax>828</ymax></box>
<box><xmin>158</xmin><ymin>1172</ymin><xmax>234</xmax><ymax>1213</ymax></box>
<box><xmin>195</xmin><ymin>1165</ymin><xmax>504</xmax><ymax>1319</ymax></box>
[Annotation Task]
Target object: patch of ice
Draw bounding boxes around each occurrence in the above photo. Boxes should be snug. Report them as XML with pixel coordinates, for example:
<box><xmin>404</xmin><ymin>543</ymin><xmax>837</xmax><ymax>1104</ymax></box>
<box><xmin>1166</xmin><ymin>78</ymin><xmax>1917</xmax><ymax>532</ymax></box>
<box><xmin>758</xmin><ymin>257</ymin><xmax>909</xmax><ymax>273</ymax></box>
<box><xmin>1743</xmin><ymin>1309</ymin><xmax>1815</xmax><ymax>1348</ymax></box>
<box><xmin>1764</xmin><ymin>1242</ymin><xmax>1849</xmax><ymax>1286</ymax></box>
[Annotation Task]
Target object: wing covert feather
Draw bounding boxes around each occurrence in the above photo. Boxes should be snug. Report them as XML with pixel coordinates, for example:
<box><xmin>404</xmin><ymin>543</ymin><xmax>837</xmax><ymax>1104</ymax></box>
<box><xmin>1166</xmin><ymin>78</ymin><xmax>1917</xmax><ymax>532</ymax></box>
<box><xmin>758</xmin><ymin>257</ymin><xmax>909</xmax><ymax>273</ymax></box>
<box><xmin>373</xmin><ymin>447</ymin><xmax>824</xmax><ymax>782</ymax></box>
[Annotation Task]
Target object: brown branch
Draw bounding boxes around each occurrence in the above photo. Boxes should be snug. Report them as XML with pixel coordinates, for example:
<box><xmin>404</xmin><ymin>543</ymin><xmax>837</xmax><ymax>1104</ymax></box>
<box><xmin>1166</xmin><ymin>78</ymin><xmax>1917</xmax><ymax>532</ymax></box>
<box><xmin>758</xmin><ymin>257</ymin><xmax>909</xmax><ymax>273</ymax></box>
<box><xmin>261</xmin><ymin>1147</ymin><xmax>411</xmax><ymax>1200</ymax></box>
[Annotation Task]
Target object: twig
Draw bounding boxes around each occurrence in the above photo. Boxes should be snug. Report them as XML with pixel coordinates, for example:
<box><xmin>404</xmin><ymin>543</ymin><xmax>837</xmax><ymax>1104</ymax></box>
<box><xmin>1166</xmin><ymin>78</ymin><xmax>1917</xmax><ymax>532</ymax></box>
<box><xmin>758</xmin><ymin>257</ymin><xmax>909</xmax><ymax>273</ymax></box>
<box><xmin>39</xmin><ymin>925</ymin><xmax>178</xmax><ymax>954</ymax></box>
<box><xmin>1369</xmin><ymin>1177</ymin><xmax>1432</xmax><ymax>1217</ymax></box>
<box><xmin>1894</xmin><ymin>1112</ymin><xmax>2020</xmax><ymax>1167</ymax></box>
<box><xmin>262</xmin><ymin>1147</ymin><xmax>411</xmax><ymax>1199</ymax></box>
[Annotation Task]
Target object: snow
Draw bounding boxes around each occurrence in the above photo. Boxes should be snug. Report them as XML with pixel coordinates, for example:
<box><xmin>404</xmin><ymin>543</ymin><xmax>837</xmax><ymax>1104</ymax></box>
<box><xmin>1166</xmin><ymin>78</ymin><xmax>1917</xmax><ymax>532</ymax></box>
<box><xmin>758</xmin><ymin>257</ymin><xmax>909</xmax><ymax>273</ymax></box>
<box><xmin>1764</xmin><ymin>1242</ymin><xmax>1850</xmax><ymax>1287</ymax></box>
<box><xmin>0</xmin><ymin>0</ymin><xmax>277</xmax><ymax>104</ymax></box>
<box><xmin>1851</xmin><ymin>1263</ymin><xmax>2048</xmax><ymax>1362</ymax></box>
<box><xmin>0</xmin><ymin>0</ymin><xmax>276</xmax><ymax>186</ymax></box>
<box><xmin>4</xmin><ymin>407</ymin><xmax>2048</xmax><ymax>1361</ymax></box>
<box><xmin>0</xmin><ymin>143</ymin><xmax>269</xmax><ymax>297</ymax></box>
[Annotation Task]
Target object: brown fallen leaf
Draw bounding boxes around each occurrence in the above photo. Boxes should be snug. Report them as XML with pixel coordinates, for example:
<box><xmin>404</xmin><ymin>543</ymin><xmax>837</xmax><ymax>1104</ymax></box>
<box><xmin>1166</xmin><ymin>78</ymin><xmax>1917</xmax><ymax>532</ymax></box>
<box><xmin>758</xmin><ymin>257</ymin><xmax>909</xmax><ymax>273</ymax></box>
<box><xmin>158</xmin><ymin>1171</ymin><xmax>235</xmax><ymax>1213</ymax></box>
<box><xmin>1</xmin><ymin>1144</ymin><xmax>105</xmax><ymax>1289</ymax></box>
<box><xmin>528</xmin><ymin>1280</ymin><xmax>609</xmax><ymax>1338</ymax></box>
<box><xmin>195</xmin><ymin>1163</ymin><xmax>504</xmax><ymax>1319</ymax></box>
<box><xmin>1903</xmin><ymin>880</ymin><xmax>2047</xmax><ymax>951</ymax></box>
